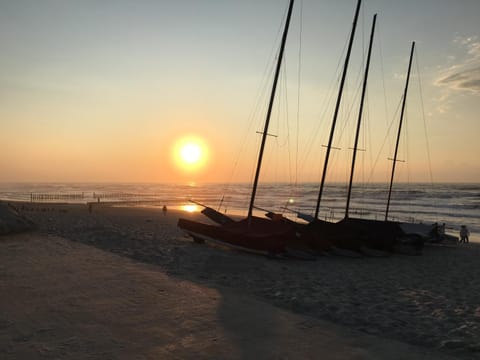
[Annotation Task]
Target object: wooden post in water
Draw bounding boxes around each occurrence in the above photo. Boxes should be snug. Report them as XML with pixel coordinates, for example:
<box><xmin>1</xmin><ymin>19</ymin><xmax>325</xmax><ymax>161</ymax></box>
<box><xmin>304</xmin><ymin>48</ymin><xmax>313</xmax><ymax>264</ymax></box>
<box><xmin>385</xmin><ymin>41</ymin><xmax>415</xmax><ymax>221</ymax></box>
<box><xmin>248</xmin><ymin>0</ymin><xmax>295</xmax><ymax>223</ymax></box>
<box><xmin>345</xmin><ymin>14</ymin><xmax>377</xmax><ymax>219</ymax></box>
<box><xmin>314</xmin><ymin>0</ymin><xmax>361</xmax><ymax>220</ymax></box>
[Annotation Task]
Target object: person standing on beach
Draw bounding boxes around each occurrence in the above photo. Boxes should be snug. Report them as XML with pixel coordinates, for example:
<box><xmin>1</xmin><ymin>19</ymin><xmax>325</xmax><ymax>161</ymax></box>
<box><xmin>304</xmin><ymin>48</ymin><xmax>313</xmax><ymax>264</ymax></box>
<box><xmin>162</xmin><ymin>205</ymin><xmax>167</xmax><ymax>216</ymax></box>
<box><xmin>460</xmin><ymin>225</ymin><xmax>470</xmax><ymax>243</ymax></box>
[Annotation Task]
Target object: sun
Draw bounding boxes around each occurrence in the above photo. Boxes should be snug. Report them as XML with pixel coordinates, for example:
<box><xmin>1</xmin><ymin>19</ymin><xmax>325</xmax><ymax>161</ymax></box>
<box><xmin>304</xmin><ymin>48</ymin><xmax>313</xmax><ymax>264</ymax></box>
<box><xmin>173</xmin><ymin>136</ymin><xmax>208</xmax><ymax>171</ymax></box>
<box><xmin>180</xmin><ymin>143</ymin><xmax>201</xmax><ymax>164</ymax></box>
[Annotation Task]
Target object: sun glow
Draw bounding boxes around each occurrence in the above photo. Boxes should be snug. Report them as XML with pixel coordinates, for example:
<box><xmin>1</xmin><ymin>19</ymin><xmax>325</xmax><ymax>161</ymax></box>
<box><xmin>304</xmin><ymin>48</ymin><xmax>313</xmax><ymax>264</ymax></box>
<box><xmin>173</xmin><ymin>136</ymin><xmax>208</xmax><ymax>171</ymax></box>
<box><xmin>181</xmin><ymin>143</ymin><xmax>201</xmax><ymax>164</ymax></box>
<box><xmin>182</xmin><ymin>204</ymin><xmax>199</xmax><ymax>213</ymax></box>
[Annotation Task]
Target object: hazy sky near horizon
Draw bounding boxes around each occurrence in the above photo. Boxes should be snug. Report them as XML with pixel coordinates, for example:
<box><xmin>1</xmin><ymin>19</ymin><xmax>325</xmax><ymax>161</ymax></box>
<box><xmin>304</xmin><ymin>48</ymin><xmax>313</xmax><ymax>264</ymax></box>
<box><xmin>1</xmin><ymin>0</ymin><xmax>479</xmax><ymax>184</ymax></box>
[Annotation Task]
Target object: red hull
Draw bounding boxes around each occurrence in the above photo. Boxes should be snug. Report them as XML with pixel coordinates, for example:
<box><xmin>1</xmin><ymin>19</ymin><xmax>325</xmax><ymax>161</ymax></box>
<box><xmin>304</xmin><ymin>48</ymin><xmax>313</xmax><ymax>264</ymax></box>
<box><xmin>177</xmin><ymin>216</ymin><xmax>294</xmax><ymax>254</ymax></box>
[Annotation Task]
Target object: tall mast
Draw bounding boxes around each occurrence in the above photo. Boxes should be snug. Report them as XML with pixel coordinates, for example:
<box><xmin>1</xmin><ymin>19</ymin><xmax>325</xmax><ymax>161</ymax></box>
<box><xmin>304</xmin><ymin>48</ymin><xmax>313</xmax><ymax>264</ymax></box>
<box><xmin>314</xmin><ymin>0</ymin><xmax>361</xmax><ymax>220</ymax></box>
<box><xmin>385</xmin><ymin>41</ymin><xmax>415</xmax><ymax>221</ymax></box>
<box><xmin>248</xmin><ymin>0</ymin><xmax>295</xmax><ymax>221</ymax></box>
<box><xmin>345</xmin><ymin>14</ymin><xmax>377</xmax><ymax>219</ymax></box>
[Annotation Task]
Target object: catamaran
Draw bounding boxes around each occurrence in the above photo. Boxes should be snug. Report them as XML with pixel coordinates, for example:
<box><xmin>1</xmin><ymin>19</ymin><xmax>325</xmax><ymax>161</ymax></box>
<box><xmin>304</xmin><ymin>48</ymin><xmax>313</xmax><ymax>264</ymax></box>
<box><xmin>178</xmin><ymin>0</ymin><xmax>297</xmax><ymax>255</ymax></box>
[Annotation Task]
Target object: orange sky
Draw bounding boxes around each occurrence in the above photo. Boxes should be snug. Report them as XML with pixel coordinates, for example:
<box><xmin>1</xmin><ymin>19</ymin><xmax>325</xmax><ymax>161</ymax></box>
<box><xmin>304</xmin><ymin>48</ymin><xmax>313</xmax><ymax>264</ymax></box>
<box><xmin>1</xmin><ymin>0</ymin><xmax>479</xmax><ymax>184</ymax></box>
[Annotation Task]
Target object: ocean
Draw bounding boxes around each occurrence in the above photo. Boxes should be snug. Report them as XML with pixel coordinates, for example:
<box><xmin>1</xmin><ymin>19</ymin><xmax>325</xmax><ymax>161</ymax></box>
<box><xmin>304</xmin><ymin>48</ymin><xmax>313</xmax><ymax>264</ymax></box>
<box><xmin>0</xmin><ymin>182</ymin><xmax>478</xmax><ymax>242</ymax></box>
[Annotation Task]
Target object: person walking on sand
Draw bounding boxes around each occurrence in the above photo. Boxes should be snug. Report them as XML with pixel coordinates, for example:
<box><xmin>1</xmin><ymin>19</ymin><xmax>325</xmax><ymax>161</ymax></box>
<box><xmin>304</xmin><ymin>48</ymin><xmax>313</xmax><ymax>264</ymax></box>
<box><xmin>460</xmin><ymin>225</ymin><xmax>470</xmax><ymax>243</ymax></box>
<box><xmin>162</xmin><ymin>205</ymin><xmax>168</xmax><ymax>216</ymax></box>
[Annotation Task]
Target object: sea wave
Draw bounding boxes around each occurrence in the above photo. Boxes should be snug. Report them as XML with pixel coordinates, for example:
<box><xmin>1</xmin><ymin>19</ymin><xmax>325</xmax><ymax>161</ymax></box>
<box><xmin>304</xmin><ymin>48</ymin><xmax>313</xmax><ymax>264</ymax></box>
<box><xmin>1</xmin><ymin>182</ymin><xmax>479</xmax><ymax>236</ymax></box>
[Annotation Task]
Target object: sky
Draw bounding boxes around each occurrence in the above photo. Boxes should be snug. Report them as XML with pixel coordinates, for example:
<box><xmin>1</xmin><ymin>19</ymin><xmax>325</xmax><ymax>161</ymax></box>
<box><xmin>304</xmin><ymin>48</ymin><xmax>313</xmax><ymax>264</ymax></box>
<box><xmin>0</xmin><ymin>0</ymin><xmax>479</xmax><ymax>184</ymax></box>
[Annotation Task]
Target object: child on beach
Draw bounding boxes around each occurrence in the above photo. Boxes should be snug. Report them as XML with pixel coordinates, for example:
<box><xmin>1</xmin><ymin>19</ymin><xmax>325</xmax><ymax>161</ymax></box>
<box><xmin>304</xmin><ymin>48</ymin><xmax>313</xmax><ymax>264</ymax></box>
<box><xmin>459</xmin><ymin>225</ymin><xmax>470</xmax><ymax>243</ymax></box>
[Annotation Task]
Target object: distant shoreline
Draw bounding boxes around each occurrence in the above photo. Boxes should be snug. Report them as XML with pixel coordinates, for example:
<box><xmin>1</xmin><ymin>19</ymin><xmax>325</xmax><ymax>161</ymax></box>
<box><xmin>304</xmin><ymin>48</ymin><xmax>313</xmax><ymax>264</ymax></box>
<box><xmin>4</xmin><ymin>199</ymin><xmax>480</xmax><ymax>243</ymax></box>
<box><xmin>1</xmin><ymin>181</ymin><xmax>479</xmax><ymax>185</ymax></box>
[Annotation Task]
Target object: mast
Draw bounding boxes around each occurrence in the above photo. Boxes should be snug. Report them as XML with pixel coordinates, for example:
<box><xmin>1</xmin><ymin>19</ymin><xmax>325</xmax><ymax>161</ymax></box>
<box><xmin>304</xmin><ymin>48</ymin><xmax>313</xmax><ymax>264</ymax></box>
<box><xmin>248</xmin><ymin>0</ymin><xmax>295</xmax><ymax>221</ymax></box>
<box><xmin>345</xmin><ymin>14</ymin><xmax>377</xmax><ymax>219</ymax></box>
<box><xmin>314</xmin><ymin>0</ymin><xmax>361</xmax><ymax>220</ymax></box>
<box><xmin>385</xmin><ymin>41</ymin><xmax>415</xmax><ymax>221</ymax></box>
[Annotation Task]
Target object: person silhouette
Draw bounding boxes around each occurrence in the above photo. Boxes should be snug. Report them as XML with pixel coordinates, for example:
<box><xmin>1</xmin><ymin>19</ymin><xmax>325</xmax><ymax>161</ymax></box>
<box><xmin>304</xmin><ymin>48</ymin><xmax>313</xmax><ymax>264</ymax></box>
<box><xmin>459</xmin><ymin>225</ymin><xmax>470</xmax><ymax>243</ymax></box>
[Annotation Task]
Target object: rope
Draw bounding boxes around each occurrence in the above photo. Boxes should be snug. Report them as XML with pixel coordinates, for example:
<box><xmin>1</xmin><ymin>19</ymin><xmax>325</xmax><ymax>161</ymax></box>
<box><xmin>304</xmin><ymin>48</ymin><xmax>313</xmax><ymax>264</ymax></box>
<box><xmin>376</xmin><ymin>21</ymin><xmax>393</xmax><ymax>152</ymax></box>
<box><xmin>366</xmin><ymin>96</ymin><xmax>403</xmax><ymax>183</ymax></box>
<box><xmin>219</xmin><ymin>1</ymin><xmax>291</xmax><ymax>212</ymax></box>
<box><xmin>415</xmin><ymin>49</ymin><xmax>434</xmax><ymax>186</ymax></box>
<box><xmin>280</xmin><ymin>0</ymin><xmax>304</xmax><ymax>216</ymax></box>
<box><xmin>295</xmin><ymin>0</ymin><xmax>303</xmax><ymax>188</ymax></box>
<box><xmin>296</xmin><ymin>32</ymin><xmax>350</xmax><ymax>176</ymax></box>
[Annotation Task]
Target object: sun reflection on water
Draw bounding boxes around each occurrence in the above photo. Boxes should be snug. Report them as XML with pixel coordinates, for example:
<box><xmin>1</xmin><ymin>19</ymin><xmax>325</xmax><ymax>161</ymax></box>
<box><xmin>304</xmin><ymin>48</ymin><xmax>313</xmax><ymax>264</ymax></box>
<box><xmin>182</xmin><ymin>204</ymin><xmax>199</xmax><ymax>213</ymax></box>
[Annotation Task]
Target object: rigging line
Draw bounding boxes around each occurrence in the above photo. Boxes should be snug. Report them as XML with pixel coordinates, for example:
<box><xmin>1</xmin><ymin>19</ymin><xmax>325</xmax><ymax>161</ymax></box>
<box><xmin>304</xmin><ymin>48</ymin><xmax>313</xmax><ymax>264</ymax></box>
<box><xmin>270</xmin><ymin>63</ymin><xmax>289</xmax><ymax>186</ymax></box>
<box><xmin>273</xmin><ymin>64</ymin><xmax>283</xmax><ymax>146</ymax></box>
<box><xmin>221</xmin><ymin>2</ymin><xmax>289</xmax><ymax>205</ymax></box>
<box><xmin>365</xmin><ymin>91</ymin><xmax>374</xmax><ymax>178</ymax></box>
<box><xmin>338</xmin><ymin>51</ymin><xmax>363</xmax><ymax>141</ymax></box>
<box><xmin>365</xmin><ymin>98</ymin><xmax>371</xmax><ymax>185</ymax></box>
<box><xmin>283</xmin><ymin>57</ymin><xmax>295</xmax><ymax>190</ymax></box>
<box><xmin>297</xmin><ymin>29</ymin><xmax>351</xmax><ymax>172</ymax></box>
<box><xmin>387</xmin><ymin>39</ymin><xmax>416</xmax><ymax>223</ymax></box>
<box><xmin>403</xmin><ymin>110</ymin><xmax>412</xmax><ymax>214</ymax></box>
<box><xmin>295</xmin><ymin>0</ymin><xmax>303</xmax><ymax>188</ymax></box>
<box><xmin>356</xmin><ymin>87</ymin><xmax>369</xmax><ymax>203</ymax></box>
<box><xmin>414</xmin><ymin>49</ymin><xmax>434</xmax><ymax>186</ymax></box>
<box><xmin>283</xmin><ymin>0</ymin><xmax>303</xmax><ymax>214</ymax></box>
<box><xmin>361</xmin><ymin>96</ymin><xmax>368</xmax><ymax>203</ymax></box>
<box><xmin>376</xmin><ymin>21</ymin><xmax>392</xmax><ymax>151</ymax></box>
<box><xmin>366</xmin><ymin>95</ymin><xmax>403</xmax><ymax>183</ymax></box>
<box><xmin>361</xmin><ymin>0</ymin><xmax>365</xmax><ymax>59</ymax></box>
<box><xmin>281</xmin><ymin>62</ymin><xmax>294</xmax><ymax>185</ymax></box>
<box><xmin>221</xmin><ymin>52</ymin><xmax>276</xmax><ymax>203</ymax></box>
<box><xmin>334</xmin><ymin>73</ymin><xmax>363</xmax><ymax>147</ymax></box>
<box><xmin>280</xmin><ymin>60</ymin><xmax>290</xmax><ymax>150</ymax></box>
<box><xmin>342</xmin><ymin>9</ymin><xmax>376</xmax><ymax>201</ymax></box>
<box><xmin>329</xmin><ymin>78</ymin><xmax>367</xmax><ymax>202</ymax></box>
<box><xmin>308</xmin><ymin>10</ymin><xmax>366</xmax><ymax>190</ymax></box>
<box><xmin>297</xmin><ymin>79</ymin><xmax>337</xmax><ymax>171</ymax></box>
<box><xmin>352</xmin><ymin>45</ymin><xmax>366</xmax><ymax>103</ymax></box>
<box><xmin>248</xmin><ymin>0</ymin><xmax>295</xmax><ymax>219</ymax></box>
<box><xmin>345</xmin><ymin>8</ymin><xmax>366</xmax><ymax>117</ymax></box>
<box><xmin>298</xmin><ymin>19</ymin><xmax>349</xmax><ymax>165</ymax></box>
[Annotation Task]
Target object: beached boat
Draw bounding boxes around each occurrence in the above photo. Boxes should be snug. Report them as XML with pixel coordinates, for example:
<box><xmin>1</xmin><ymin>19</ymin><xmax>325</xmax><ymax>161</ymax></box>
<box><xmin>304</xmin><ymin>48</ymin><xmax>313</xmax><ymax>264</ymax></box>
<box><xmin>260</xmin><ymin>0</ymin><xmax>398</xmax><ymax>255</ymax></box>
<box><xmin>306</xmin><ymin>40</ymin><xmax>441</xmax><ymax>254</ymax></box>
<box><xmin>268</xmin><ymin>0</ymin><xmax>398</xmax><ymax>254</ymax></box>
<box><xmin>305</xmin><ymin>40</ymin><xmax>421</xmax><ymax>254</ymax></box>
<box><xmin>178</xmin><ymin>216</ymin><xmax>295</xmax><ymax>255</ymax></box>
<box><xmin>178</xmin><ymin>0</ymin><xmax>297</xmax><ymax>255</ymax></box>
<box><xmin>266</xmin><ymin>7</ymin><xmax>423</xmax><ymax>255</ymax></box>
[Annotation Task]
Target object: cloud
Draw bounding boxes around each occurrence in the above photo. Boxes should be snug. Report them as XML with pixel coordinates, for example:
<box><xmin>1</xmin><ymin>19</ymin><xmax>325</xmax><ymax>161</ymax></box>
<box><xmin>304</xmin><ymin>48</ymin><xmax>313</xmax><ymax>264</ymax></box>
<box><xmin>435</xmin><ymin>36</ymin><xmax>480</xmax><ymax>95</ymax></box>
<box><xmin>436</xmin><ymin>65</ymin><xmax>480</xmax><ymax>92</ymax></box>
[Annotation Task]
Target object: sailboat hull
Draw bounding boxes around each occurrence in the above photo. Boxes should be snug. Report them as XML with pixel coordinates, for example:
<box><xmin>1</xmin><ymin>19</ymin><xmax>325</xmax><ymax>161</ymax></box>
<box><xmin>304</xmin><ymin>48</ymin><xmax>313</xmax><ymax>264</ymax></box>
<box><xmin>178</xmin><ymin>216</ymin><xmax>295</xmax><ymax>255</ymax></box>
<box><xmin>302</xmin><ymin>218</ymin><xmax>402</xmax><ymax>253</ymax></box>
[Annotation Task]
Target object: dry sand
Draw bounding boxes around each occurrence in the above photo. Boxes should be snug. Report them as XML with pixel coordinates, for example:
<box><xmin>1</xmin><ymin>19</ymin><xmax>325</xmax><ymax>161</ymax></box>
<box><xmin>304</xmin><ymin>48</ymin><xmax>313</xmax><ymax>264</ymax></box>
<box><xmin>1</xmin><ymin>201</ymin><xmax>479</xmax><ymax>359</ymax></box>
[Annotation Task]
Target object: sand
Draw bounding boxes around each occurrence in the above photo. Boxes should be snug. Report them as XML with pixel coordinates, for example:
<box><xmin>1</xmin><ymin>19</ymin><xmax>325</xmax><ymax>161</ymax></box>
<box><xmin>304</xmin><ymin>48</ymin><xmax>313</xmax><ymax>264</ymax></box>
<box><xmin>1</xmin><ymin>201</ymin><xmax>479</xmax><ymax>359</ymax></box>
<box><xmin>0</xmin><ymin>202</ymin><xmax>35</xmax><ymax>235</ymax></box>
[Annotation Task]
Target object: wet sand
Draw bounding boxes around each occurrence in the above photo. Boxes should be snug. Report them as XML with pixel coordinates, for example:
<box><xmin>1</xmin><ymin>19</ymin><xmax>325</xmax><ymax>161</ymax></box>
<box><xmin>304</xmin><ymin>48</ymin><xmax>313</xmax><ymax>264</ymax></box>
<box><xmin>1</xmin><ymin>202</ymin><xmax>479</xmax><ymax>359</ymax></box>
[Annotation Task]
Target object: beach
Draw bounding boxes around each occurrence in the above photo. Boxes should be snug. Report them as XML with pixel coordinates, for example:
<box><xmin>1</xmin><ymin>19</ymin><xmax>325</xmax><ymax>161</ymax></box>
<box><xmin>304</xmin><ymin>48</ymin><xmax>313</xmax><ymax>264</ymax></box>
<box><xmin>1</xmin><ymin>202</ymin><xmax>479</xmax><ymax>359</ymax></box>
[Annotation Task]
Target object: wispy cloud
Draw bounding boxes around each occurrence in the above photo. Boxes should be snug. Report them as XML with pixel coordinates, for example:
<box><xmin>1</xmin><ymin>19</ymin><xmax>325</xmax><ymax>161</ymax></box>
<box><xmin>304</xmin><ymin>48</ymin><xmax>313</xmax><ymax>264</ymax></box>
<box><xmin>435</xmin><ymin>36</ymin><xmax>480</xmax><ymax>94</ymax></box>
